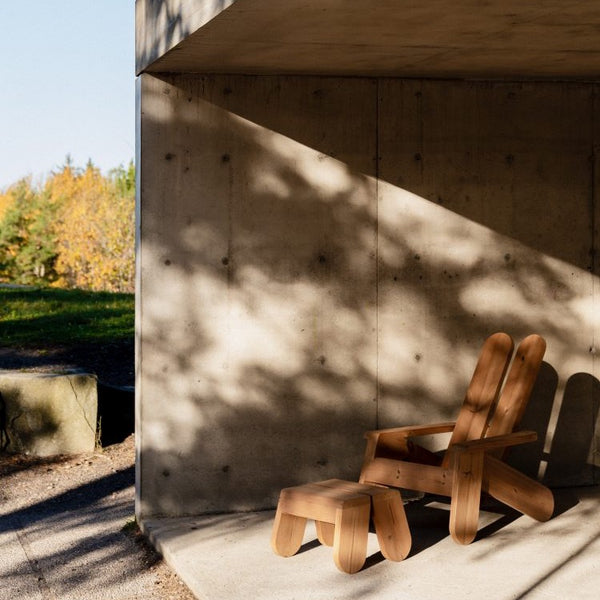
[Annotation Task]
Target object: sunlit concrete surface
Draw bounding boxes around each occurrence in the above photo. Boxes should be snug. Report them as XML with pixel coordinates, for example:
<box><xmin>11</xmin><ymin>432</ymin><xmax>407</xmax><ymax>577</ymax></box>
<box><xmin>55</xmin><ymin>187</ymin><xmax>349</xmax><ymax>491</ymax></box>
<box><xmin>144</xmin><ymin>486</ymin><xmax>600</xmax><ymax>600</ymax></box>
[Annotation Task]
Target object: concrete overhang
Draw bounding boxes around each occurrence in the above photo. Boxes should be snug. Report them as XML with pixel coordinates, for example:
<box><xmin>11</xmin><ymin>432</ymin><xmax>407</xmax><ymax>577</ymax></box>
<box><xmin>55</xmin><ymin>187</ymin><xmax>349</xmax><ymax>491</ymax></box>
<box><xmin>136</xmin><ymin>0</ymin><xmax>600</xmax><ymax>79</ymax></box>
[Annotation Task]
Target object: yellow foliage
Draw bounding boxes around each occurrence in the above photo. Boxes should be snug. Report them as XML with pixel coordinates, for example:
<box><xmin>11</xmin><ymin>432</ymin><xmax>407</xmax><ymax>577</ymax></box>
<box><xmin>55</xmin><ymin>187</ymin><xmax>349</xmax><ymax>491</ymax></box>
<box><xmin>48</xmin><ymin>164</ymin><xmax>135</xmax><ymax>293</ymax></box>
<box><xmin>0</xmin><ymin>162</ymin><xmax>134</xmax><ymax>292</ymax></box>
<box><xmin>0</xmin><ymin>185</ymin><xmax>19</xmax><ymax>220</ymax></box>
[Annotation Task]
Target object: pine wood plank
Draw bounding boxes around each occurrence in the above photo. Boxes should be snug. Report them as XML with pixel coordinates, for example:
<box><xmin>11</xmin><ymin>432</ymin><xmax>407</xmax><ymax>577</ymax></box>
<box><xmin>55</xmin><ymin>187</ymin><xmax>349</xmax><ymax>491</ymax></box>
<box><xmin>271</xmin><ymin>508</ymin><xmax>307</xmax><ymax>557</ymax></box>
<box><xmin>371</xmin><ymin>489</ymin><xmax>412</xmax><ymax>561</ymax></box>
<box><xmin>361</xmin><ymin>457</ymin><xmax>451</xmax><ymax>495</ymax></box>
<box><xmin>315</xmin><ymin>520</ymin><xmax>335</xmax><ymax>546</ymax></box>
<box><xmin>449</xmin><ymin>449</ymin><xmax>484</xmax><ymax>545</ymax></box>
<box><xmin>443</xmin><ymin>332</ymin><xmax>514</xmax><ymax>467</ymax></box>
<box><xmin>333</xmin><ymin>501</ymin><xmax>370</xmax><ymax>574</ymax></box>
<box><xmin>486</xmin><ymin>334</ymin><xmax>546</xmax><ymax>456</ymax></box>
<box><xmin>278</xmin><ymin>483</ymin><xmax>365</xmax><ymax>522</ymax></box>
<box><xmin>364</xmin><ymin>421</ymin><xmax>456</xmax><ymax>439</ymax></box>
<box><xmin>453</xmin><ymin>430</ymin><xmax>537</xmax><ymax>453</ymax></box>
<box><xmin>484</xmin><ymin>455</ymin><xmax>554</xmax><ymax>521</ymax></box>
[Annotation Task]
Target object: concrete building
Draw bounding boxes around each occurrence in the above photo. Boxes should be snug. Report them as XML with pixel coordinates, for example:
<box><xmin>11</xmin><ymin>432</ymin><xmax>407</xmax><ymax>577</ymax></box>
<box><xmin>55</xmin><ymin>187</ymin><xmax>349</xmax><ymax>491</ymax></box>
<box><xmin>135</xmin><ymin>0</ymin><xmax>600</xmax><ymax>579</ymax></box>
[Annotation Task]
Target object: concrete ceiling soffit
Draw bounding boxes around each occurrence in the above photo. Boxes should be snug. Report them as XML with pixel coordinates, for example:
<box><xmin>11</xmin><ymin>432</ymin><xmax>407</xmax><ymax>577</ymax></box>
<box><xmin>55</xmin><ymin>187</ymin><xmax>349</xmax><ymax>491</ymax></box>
<box><xmin>136</xmin><ymin>0</ymin><xmax>600</xmax><ymax>79</ymax></box>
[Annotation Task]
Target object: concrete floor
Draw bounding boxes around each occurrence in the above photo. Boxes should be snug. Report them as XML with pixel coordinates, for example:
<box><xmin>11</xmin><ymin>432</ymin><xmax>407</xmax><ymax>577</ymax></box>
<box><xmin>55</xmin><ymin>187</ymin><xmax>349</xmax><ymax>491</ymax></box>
<box><xmin>143</xmin><ymin>486</ymin><xmax>600</xmax><ymax>600</ymax></box>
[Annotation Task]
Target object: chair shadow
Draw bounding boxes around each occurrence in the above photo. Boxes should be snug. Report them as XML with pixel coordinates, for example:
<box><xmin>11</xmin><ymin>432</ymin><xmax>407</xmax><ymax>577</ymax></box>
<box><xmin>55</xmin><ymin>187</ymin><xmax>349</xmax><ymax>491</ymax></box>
<box><xmin>362</xmin><ymin>550</ymin><xmax>386</xmax><ymax>570</ymax></box>
<box><xmin>550</xmin><ymin>487</ymin><xmax>581</xmax><ymax>518</ymax></box>
<box><xmin>295</xmin><ymin>538</ymin><xmax>322</xmax><ymax>555</ymax></box>
<box><xmin>509</xmin><ymin>366</ymin><xmax>600</xmax><ymax>488</ymax></box>
<box><xmin>404</xmin><ymin>495</ymin><xmax>521</xmax><ymax>552</ymax></box>
<box><xmin>544</xmin><ymin>372</ymin><xmax>600</xmax><ymax>488</ymax></box>
<box><xmin>505</xmin><ymin>361</ymin><xmax>558</xmax><ymax>480</ymax></box>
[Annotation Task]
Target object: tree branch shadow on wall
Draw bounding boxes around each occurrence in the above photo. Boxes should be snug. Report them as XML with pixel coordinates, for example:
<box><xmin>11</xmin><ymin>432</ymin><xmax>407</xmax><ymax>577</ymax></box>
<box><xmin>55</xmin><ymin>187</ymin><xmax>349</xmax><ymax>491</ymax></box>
<box><xmin>138</xmin><ymin>1</ymin><xmax>234</xmax><ymax>73</ymax></box>
<box><xmin>138</xmin><ymin>73</ymin><xmax>600</xmax><ymax>523</ymax></box>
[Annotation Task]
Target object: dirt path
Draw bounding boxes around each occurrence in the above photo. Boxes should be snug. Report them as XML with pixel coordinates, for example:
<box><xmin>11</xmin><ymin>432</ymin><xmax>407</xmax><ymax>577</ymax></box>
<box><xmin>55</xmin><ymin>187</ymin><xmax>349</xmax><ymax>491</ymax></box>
<box><xmin>0</xmin><ymin>435</ymin><xmax>197</xmax><ymax>599</ymax></box>
<box><xmin>0</xmin><ymin>344</ymin><xmax>197</xmax><ymax>598</ymax></box>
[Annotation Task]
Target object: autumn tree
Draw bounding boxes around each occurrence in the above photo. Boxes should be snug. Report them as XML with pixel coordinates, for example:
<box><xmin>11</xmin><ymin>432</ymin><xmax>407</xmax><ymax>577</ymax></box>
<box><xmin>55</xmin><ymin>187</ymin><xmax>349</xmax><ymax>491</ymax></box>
<box><xmin>0</xmin><ymin>159</ymin><xmax>135</xmax><ymax>293</ymax></box>
<box><xmin>50</xmin><ymin>160</ymin><xmax>135</xmax><ymax>293</ymax></box>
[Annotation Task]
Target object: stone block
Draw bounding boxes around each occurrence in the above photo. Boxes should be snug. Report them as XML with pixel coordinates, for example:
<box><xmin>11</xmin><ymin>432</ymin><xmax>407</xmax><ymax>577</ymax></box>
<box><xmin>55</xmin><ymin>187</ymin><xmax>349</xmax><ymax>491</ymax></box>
<box><xmin>0</xmin><ymin>371</ymin><xmax>98</xmax><ymax>456</ymax></box>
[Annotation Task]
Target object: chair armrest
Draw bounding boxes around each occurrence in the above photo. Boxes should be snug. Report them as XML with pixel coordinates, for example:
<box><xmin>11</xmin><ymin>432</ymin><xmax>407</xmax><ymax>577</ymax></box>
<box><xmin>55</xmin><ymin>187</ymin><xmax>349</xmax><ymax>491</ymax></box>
<box><xmin>451</xmin><ymin>430</ymin><xmax>537</xmax><ymax>454</ymax></box>
<box><xmin>364</xmin><ymin>421</ymin><xmax>456</xmax><ymax>440</ymax></box>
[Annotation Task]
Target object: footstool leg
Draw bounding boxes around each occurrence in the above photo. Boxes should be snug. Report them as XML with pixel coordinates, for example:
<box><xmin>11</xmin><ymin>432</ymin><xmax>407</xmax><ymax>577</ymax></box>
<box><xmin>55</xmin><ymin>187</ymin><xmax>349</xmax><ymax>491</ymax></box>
<box><xmin>315</xmin><ymin>520</ymin><xmax>335</xmax><ymax>546</ymax></box>
<box><xmin>332</xmin><ymin>501</ymin><xmax>370</xmax><ymax>574</ymax></box>
<box><xmin>271</xmin><ymin>505</ymin><xmax>307</xmax><ymax>557</ymax></box>
<box><xmin>371</xmin><ymin>489</ymin><xmax>411</xmax><ymax>561</ymax></box>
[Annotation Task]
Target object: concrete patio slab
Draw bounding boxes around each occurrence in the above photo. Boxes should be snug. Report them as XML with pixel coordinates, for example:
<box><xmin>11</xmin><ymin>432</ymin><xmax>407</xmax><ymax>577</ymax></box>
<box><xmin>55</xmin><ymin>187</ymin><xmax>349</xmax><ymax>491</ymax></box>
<box><xmin>143</xmin><ymin>486</ymin><xmax>600</xmax><ymax>600</ymax></box>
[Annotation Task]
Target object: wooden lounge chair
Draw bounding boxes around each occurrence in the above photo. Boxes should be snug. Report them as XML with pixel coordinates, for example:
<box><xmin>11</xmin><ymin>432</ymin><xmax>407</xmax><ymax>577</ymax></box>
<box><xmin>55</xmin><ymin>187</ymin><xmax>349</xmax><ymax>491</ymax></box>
<box><xmin>359</xmin><ymin>332</ymin><xmax>554</xmax><ymax>544</ymax></box>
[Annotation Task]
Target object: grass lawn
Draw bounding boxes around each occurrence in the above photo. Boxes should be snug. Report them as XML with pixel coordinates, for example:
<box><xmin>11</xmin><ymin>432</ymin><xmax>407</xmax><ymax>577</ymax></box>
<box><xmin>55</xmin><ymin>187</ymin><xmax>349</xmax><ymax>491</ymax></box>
<box><xmin>0</xmin><ymin>286</ymin><xmax>134</xmax><ymax>347</ymax></box>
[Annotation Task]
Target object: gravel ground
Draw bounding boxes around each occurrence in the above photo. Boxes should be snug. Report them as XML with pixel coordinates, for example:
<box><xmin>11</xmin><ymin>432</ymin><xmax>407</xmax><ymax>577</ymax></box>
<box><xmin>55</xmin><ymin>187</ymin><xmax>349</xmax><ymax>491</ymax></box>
<box><xmin>0</xmin><ymin>344</ymin><xmax>197</xmax><ymax>599</ymax></box>
<box><xmin>0</xmin><ymin>435</ymin><xmax>197</xmax><ymax>600</ymax></box>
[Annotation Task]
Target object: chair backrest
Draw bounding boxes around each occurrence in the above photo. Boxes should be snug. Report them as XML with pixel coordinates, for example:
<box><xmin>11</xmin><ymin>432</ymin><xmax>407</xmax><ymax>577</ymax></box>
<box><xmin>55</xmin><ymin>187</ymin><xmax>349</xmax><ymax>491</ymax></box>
<box><xmin>442</xmin><ymin>332</ymin><xmax>514</xmax><ymax>469</ymax></box>
<box><xmin>484</xmin><ymin>334</ymin><xmax>546</xmax><ymax>456</ymax></box>
<box><xmin>441</xmin><ymin>333</ymin><xmax>546</xmax><ymax>468</ymax></box>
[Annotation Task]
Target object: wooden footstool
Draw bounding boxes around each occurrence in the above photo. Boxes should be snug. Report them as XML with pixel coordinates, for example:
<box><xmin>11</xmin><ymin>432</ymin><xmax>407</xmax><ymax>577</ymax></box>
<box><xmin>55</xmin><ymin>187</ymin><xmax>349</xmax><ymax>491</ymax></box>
<box><xmin>271</xmin><ymin>479</ymin><xmax>411</xmax><ymax>574</ymax></box>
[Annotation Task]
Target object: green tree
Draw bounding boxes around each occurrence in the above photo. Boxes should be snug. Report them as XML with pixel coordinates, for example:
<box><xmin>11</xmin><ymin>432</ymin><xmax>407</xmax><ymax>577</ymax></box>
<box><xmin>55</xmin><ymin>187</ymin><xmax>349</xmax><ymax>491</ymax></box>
<box><xmin>109</xmin><ymin>160</ymin><xmax>135</xmax><ymax>196</ymax></box>
<box><xmin>0</xmin><ymin>179</ymin><xmax>58</xmax><ymax>284</ymax></box>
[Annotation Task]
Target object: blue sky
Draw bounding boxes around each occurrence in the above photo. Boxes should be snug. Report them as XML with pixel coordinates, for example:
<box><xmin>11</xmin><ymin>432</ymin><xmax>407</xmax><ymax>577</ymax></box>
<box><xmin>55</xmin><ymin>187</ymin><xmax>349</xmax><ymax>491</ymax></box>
<box><xmin>0</xmin><ymin>2</ymin><xmax>135</xmax><ymax>189</ymax></box>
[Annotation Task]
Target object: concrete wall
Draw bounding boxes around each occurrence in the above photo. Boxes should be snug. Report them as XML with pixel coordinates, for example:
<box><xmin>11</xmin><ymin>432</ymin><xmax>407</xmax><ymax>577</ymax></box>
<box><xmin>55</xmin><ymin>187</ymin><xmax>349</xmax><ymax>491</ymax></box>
<box><xmin>137</xmin><ymin>73</ymin><xmax>600</xmax><ymax>518</ymax></box>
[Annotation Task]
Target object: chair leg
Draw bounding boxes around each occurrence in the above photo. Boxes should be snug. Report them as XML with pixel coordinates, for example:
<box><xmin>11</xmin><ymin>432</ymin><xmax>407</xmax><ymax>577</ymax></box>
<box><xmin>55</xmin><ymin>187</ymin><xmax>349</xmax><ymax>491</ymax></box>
<box><xmin>332</xmin><ymin>501</ymin><xmax>370</xmax><ymax>574</ymax></box>
<box><xmin>315</xmin><ymin>520</ymin><xmax>335</xmax><ymax>546</ymax></box>
<box><xmin>271</xmin><ymin>506</ymin><xmax>307</xmax><ymax>557</ymax></box>
<box><xmin>449</xmin><ymin>449</ymin><xmax>484</xmax><ymax>545</ymax></box>
<box><xmin>371</xmin><ymin>489</ymin><xmax>412</xmax><ymax>561</ymax></box>
<box><xmin>484</xmin><ymin>455</ymin><xmax>554</xmax><ymax>521</ymax></box>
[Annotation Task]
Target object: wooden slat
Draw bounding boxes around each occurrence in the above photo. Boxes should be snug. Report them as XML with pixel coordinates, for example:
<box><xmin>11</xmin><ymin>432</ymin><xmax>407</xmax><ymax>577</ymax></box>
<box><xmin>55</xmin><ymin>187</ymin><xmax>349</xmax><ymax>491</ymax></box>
<box><xmin>371</xmin><ymin>489</ymin><xmax>412</xmax><ymax>561</ymax></box>
<box><xmin>362</xmin><ymin>425</ymin><xmax>451</xmax><ymax>471</ymax></box>
<box><xmin>364</xmin><ymin>421</ymin><xmax>456</xmax><ymax>438</ymax></box>
<box><xmin>314</xmin><ymin>479</ymin><xmax>385</xmax><ymax>496</ymax></box>
<box><xmin>443</xmin><ymin>332</ymin><xmax>514</xmax><ymax>467</ymax></box>
<box><xmin>315</xmin><ymin>520</ymin><xmax>335</xmax><ymax>546</ymax></box>
<box><xmin>361</xmin><ymin>457</ymin><xmax>451</xmax><ymax>496</ymax></box>
<box><xmin>484</xmin><ymin>455</ymin><xmax>554</xmax><ymax>521</ymax></box>
<box><xmin>271</xmin><ymin>507</ymin><xmax>307</xmax><ymax>557</ymax></box>
<box><xmin>333</xmin><ymin>501</ymin><xmax>370</xmax><ymax>574</ymax></box>
<box><xmin>486</xmin><ymin>334</ymin><xmax>546</xmax><ymax>455</ymax></box>
<box><xmin>449</xmin><ymin>449</ymin><xmax>484</xmax><ymax>545</ymax></box>
<box><xmin>452</xmin><ymin>430</ymin><xmax>537</xmax><ymax>454</ymax></box>
<box><xmin>278</xmin><ymin>483</ymin><xmax>367</xmax><ymax>522</ymax></box>
<box><xmin>359</xmin><ymin>433</ymin><xmax>380</xmax><ymax>479</ymax></box>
